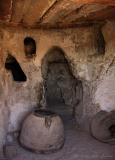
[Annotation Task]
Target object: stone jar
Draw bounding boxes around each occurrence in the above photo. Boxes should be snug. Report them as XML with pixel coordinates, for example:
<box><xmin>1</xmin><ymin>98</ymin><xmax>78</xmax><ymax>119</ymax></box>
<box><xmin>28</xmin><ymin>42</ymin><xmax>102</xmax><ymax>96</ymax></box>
<box><xmin>20</xmin><ymin>109</ymin><xmax>64</xmax><ymax>153</ymax></box>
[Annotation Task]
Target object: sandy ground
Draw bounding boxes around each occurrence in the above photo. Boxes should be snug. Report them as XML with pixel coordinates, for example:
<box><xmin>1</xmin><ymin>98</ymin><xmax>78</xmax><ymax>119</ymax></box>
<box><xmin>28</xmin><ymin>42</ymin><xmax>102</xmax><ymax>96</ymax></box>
<box><xmin>4</xmin><ymin>104</ymin><xmax>115</xmax><ymax>160</ymax></box>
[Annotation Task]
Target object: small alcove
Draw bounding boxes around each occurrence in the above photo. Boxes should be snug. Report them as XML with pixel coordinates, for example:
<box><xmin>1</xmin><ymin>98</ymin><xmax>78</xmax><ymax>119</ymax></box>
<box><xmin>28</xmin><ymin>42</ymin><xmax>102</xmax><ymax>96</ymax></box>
<box><xmin>41</xmin><ymin>46</ymin><xmax>83</xmax><ymax>120</ymax></box>
<box><xmin>95</xmin><ymin>26</ymin><xmax>106</xmax><ymax>55</ymax></box>
<box><xmin>24</xmin><ymin>37</ymin><xmax>36</xmax><ymax>58</ymax></box>
<box><xmin>5</xmin><ymin>54</ymin><xmax>27</xmax><ymax>82</ymax></box>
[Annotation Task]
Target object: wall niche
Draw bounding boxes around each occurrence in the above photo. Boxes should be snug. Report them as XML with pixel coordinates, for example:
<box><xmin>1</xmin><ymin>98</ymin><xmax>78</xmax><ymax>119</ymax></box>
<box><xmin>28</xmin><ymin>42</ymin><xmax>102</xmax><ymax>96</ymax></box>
<box><xmin>24</xmin><ymin>37</ymin><xmax>36</xmax><ymax>58</ymax></box>
<box><xmin>94</xmin><ymin>25</ymin><xmax>106</xmax><ymax>55</ymax></box>
<box><xmin>5</xmin><ymin>54</ymin><xmax>27</xmax><ymax>82</ymax></box>
<box><xmin>41</xmin><ymin>46</ymin><xmax>83</xmax><ymax>118</ymax></box>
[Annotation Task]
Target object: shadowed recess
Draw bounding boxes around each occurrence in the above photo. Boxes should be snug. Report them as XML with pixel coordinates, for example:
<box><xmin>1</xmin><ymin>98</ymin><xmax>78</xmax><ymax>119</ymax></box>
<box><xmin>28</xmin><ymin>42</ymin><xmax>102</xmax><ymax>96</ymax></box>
<box><xmin>24</xmin><ymin>37</ymin><xmax>36</xmax><ymax>58</ymax></box>
<box><xmin>5</xmin><ymin>54</ymin><xmax>27</xmax><ymax>82</ymax></box>
<box><xmin>96</xmin><ymin>26</ymin><xmax>105</xmax><ymax>55</ymax></box>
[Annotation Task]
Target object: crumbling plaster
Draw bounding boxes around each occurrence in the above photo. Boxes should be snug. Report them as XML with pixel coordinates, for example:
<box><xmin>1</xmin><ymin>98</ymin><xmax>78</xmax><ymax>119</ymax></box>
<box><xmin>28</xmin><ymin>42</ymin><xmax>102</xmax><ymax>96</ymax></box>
<box><xmin>0</xmin><ymin>21</ymin><xmax>115</xmax><ymax>150</ymax></box>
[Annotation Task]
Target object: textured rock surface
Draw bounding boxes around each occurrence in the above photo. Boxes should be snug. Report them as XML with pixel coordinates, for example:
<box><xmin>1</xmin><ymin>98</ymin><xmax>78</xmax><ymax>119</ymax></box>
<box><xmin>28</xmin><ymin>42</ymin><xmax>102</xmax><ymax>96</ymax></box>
<box><xmin>0</xmin><ymin>0</ymin><xmax>115</xmax><ymax>28</ymax></box>
<box><xmin>0</xmin><ymin>21</ymin><xmax>115</xmax><ymax>154</ymax></box>
<box><xmin>95</xmin><ymin>76</ymin><xmax>115</xmax><ymax>112</ymax></box>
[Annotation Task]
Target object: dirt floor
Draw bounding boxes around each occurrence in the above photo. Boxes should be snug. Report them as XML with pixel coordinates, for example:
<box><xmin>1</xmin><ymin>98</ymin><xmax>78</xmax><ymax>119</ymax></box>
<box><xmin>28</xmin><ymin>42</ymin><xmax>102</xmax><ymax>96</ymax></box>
<box><xmin>3</xmin><ymin>104</ymin><xmax>115</xmax><ymax>160</ymax></box>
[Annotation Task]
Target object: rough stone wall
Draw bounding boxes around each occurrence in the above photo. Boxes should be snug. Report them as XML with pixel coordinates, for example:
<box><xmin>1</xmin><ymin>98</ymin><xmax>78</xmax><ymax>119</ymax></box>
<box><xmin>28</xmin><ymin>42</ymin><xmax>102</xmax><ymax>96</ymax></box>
<box><xmin>0</xmin><ymin>21</ymin><xmax>115</xmax><ymax>151</ymax></box>
<box><xmin>94</xmin><ymin>21</ymin><xmax>115</xmax><ymax>112</ymax></box>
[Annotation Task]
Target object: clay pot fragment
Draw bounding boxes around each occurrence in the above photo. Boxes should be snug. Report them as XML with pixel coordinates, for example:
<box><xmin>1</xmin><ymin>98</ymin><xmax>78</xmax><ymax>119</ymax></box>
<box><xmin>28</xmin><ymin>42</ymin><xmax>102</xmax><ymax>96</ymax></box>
<box><xmin>90</xmin><ymin>110</ymin><xmax>115</xmax><ymax>144</ymax></box>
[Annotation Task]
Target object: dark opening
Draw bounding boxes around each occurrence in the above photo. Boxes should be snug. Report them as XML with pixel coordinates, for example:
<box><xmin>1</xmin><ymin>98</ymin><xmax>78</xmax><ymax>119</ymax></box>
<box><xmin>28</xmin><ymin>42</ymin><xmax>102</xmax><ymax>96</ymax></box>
<box><xmin>95</xmin><ymin>26</ymin><xmax>106</xmax><ymax>55</ymax></box>
<box><xmin>24</xmin><ymin>37</ymin><xmax>36</xmax><ymax>58</ymax></box>
<box><xmin>34</xmin><ymin>109</ymin><xmax>55</xmax><ymax>117</ymax></box>
<box><xmin>5</xmin><ymin>54</ymin><xmax>27</xmax><ymax>82</ymax></box>
<box><xmin>41</xmin><ymin>47</ymin><xmax>83</xmax><ymax>119</ymax></box>
<box><xmin>109</xmin><ymin>124</ymin><xmax>115</xmax><ymax>137</ymax></box>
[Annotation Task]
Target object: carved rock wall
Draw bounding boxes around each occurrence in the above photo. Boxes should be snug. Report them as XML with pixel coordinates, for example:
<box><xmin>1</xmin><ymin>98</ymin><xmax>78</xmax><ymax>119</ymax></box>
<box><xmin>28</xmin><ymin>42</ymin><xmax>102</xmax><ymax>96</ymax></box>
<box><xmin>0</xmin><ymin>20</ymin><xmax>115</xmax><ymax>152</ymax></box>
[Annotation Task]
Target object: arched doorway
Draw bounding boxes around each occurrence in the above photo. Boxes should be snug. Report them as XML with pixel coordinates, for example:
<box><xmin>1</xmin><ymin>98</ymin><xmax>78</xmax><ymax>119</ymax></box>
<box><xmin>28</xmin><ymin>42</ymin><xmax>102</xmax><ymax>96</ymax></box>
<box><xmin>41</xmin><ymin>47</ymin><xmax>83</xmax><ymax>121</ymax></box>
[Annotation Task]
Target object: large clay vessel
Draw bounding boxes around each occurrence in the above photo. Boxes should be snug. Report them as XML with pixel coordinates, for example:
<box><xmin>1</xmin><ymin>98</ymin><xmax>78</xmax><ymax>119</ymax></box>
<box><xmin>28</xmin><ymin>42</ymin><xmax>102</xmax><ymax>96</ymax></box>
<box><xmin>91</xmin><ymin>110</ymin><xmax>115</xmax><ymax>144</ymax></box>
<box><xmin>20</xmin><ymin>109</ymin><xmax>64</xmax><ymax>153</ymax></box>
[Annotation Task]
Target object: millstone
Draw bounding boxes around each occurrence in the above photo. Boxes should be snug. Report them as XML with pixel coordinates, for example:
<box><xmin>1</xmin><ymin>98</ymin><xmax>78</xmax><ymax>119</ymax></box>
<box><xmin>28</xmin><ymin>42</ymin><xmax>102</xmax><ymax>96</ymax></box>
<box><xmin>19</xmin><ymin>109</ymin><xmax>65</xmax><ymax>153</ymax></box>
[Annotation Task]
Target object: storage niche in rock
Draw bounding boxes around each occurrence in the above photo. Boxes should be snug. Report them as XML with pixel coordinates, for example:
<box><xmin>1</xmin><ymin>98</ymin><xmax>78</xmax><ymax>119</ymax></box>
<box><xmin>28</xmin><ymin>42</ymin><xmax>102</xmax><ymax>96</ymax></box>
<box><xmin>5</xmin><ymin>54</ymin><xmax>27</xmax><ymax>82</ymax></box>
<box><xmin>24</xmin><ymin>37</ymin><xmax>36</xmax><ymax>58</ymax></box>
<box><xmin>20</xmin><ymin>109</ymin><xmax>64</xmax><ymax>153</ymax></box>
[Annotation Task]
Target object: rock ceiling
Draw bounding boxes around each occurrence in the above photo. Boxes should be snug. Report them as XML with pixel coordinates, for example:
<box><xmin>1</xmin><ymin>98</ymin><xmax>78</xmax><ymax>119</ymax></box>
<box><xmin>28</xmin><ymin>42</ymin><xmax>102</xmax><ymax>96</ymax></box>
<box><xmin>0</xmin><ymin>0</ymin><xmax>115</xmax><ymax>28</ymax></box>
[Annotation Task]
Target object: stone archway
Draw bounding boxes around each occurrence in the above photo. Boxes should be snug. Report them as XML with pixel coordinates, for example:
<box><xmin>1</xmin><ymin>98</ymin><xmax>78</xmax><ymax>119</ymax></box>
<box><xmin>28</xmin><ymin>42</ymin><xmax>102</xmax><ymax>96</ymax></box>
<box><xmin>41</xmin><ymin>46</ymin><xmax>83</xmax><ymax>119</ymax></box>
